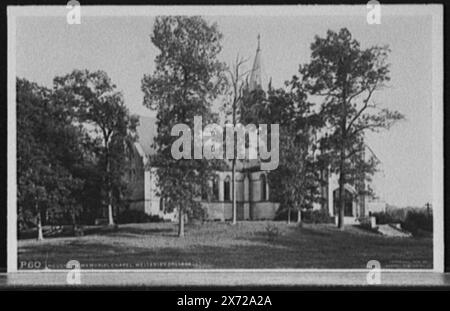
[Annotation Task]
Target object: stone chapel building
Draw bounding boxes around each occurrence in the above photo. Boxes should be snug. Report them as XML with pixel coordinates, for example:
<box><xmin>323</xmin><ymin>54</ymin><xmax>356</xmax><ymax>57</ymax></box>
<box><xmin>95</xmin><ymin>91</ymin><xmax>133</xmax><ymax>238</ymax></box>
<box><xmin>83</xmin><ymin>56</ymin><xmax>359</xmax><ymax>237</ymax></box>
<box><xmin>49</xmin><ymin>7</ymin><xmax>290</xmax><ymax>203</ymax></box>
<box><xmin>123</xmin><ymin>36</ymin><xmax>386</xmax><ymax>223</ymax></box>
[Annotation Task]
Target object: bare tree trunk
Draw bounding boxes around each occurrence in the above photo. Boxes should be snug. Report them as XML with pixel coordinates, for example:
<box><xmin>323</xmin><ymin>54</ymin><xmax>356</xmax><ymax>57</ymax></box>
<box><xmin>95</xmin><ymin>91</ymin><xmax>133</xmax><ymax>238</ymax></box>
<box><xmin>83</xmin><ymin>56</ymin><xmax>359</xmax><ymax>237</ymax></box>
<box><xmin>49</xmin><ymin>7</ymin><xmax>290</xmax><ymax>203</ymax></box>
<box><xmin>338</xmin><ymin>113</ymin><xmax>347</xmax><ymax>229</ymax></box>
<box><xmin>287</xmin><ymin>206</ymin><xmax>291</xmax><ymax>224</ymax></box>
<box><xmin>231</xmin><ymin>160</ymin><xmax>237</xmax><ymax>225</ymax></box>
<box><xmin>178</xmin><ymin>206</ymin><xmax>184</xmax><ymax>237</ymax></box>
<box><xmin>36</xmin><ymin>204</ymin><xmax>43</xmax><ymax>241</ymax></box>
<box><xmin>107</xmin><ymin>192</ymin><xmax>114</xmax><ymax>226</ymax></box>
<box><xmin>105</xmin><ymin>144</ymin><xmax>114</xmax><ymax>226</ymax></box>
<box><xmin>231</xmin><ymin>75</ymin><xmax>238</xmax><ymax>225</ymax></box>
<box><xmin>337</xmin><ymin>162</ymin><xmax>345</xmax><ymax>229</ymax></box>
<box><xmin>338</xmin><ymin>77</ymin><xmax>348</xmax><ymax>230</ymax></box>
<box><xmin>297</xmin><ymin>209</ymin><xmax>302</xmax><ymax>224</ymax></box>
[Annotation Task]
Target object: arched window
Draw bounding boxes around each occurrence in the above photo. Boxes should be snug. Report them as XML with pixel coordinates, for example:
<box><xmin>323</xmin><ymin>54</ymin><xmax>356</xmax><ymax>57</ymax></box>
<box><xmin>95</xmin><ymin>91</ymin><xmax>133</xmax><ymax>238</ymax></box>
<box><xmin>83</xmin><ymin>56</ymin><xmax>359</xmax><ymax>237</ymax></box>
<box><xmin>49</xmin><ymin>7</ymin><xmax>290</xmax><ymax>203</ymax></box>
<box><xmin>202</xmin><ymin>178</ymin><xmax>212</xmax><ymax>201</ymax></box>
<box><xmin>224</xmin><ymin>176</ymin><xmax>231</xmax><ymax>201</ymax></box>
<box><xmin>212</xmin><ymin>176</ymin><xmax>219</xmax><ymax>201</ymax></box>
<box><xmin>261</xmin><ymin>174</ymin><xmax>267</xmax><ymax>201</ymax></box>
<box><xmin>201</xmin><ymin>184</ymin><xmax>208</xmax><ymax>201</ymax></box>
<box><xmin>159</xmin><ymin>196</ymin><xmax>165</xmax><ymax>212</ymax></box>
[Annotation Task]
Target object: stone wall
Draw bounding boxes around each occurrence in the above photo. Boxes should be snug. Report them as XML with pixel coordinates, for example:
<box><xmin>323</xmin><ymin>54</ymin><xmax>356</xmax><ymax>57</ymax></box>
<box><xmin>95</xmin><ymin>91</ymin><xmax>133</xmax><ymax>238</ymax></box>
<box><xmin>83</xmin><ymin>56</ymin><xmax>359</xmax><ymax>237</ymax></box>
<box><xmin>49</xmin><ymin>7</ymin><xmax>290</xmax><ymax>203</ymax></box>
<box><xmin>250</xmin><ymin>202</ymin><xmax>279</xmax><ymax>220</ymax></box>
<box><xmin>201</xmin><ymin>202</ymin><xmax>225</xmax><ymax>221</ymax></box>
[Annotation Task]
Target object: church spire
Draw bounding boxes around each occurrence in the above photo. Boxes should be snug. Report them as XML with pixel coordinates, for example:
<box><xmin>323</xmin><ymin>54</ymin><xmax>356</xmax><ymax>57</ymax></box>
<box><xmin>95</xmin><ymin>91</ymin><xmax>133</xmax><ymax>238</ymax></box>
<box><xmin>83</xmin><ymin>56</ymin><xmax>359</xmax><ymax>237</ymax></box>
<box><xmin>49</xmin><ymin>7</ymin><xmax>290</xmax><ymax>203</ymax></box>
<box><xmin>249</xmin><ymin>34</ymin><xmax>263</xmax><ymax>91</ymax></box>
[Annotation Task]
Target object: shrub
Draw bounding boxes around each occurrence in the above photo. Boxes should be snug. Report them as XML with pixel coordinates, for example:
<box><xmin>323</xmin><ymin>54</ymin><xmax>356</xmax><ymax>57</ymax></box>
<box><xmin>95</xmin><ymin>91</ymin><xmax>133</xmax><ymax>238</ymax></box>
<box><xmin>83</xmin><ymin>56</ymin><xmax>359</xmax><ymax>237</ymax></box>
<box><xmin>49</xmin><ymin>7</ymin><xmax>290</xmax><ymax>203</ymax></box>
<box><xmin>187</xmin><ymin>204</ymin><xmax>208</xmax><ymax>222</ymax></box>
<box><xmin>301</xmin><ymin>209</ymin><xmax>333</xmax><ymax>224</ymax></box>
<box><xmin>357</xmin><ymin>216</ymin><xmax>380</xmax><ymax>233</ymax></box>
<box><xmin>73</xmin><ymin>225</ymin><xmax>85</xmax><ymax>237</ymax></box>
<box><xmin>402</xmin><ymin>211</ymin><xmax>432</xmax><ymax>236</ymax></box>
<box><xmin>274</xmin><ymin>207</ymin><xmax>300</xmax><ymax>222</ymax></box>
<box><xmin>18</xmin><ymin>214</ymin><xmax>36</xmax><ymax>232</ymax></box>
<box><xmin>265</xmin><ymin>224</ymin><xmax>280</xmax><ymax>242</ymax></box>
<box><xmin>371</xmin><ymin>211</ymin><xmax>400</xmax><ymax>225</ymax></box>
<box><xmin>116</xmin><ymin>209</ymin><xmax>163</xmax><ymax>224</ymax></box>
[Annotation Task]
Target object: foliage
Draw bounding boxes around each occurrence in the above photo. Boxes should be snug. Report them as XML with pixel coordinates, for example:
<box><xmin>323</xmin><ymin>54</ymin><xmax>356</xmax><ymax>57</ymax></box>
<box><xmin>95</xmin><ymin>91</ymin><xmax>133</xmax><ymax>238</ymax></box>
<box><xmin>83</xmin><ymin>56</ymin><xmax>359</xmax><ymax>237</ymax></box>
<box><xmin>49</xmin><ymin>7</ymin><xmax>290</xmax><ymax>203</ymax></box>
<box><xmin>141</xmin><ymin>16</ymin><xmax>226</xmax><ymax>236</ymax></box>
<box><xmin>274</xmin><ymin>208</ymin><xmax>300</xmax><ymax>222</ymax></box>
<box><xmin>402</xmin><ymin>211</ymin><xmax>433</xmax><ymax>236</ymax></box>
<box><xmin>17</xmin><ymin>78</ymin><xmax>85</xmax><ymax>235</ymax></box>
<box><xmin>301</xmin><ymin>209</ymin><xmax>334</xmax><ymax>224</ymax></box>
<box><xmin>371</xmin><ymin>211</ymin><xmax>401</xmax><ymax>225</ymax></box>
<box><xmin>18</xmin><ymin>70</ymin><xmax>138</xmax><ymax>235</ymax></box>
<box><xmin>297</xmin><ymin>28</ymin><xmax>404</xmax><ymax>228</ymax></box>
<box><xmin>243</xmin><ymin>85</ymin><xmax>324</xmax><ymax>223</ymax></box>
<box><xmin>116</xmin><ymin>209</ymin><xmax>164</xmax><ymax>224</ymax></box>
<box><xmin>53</xmin><ymin>70</ymin><xmax>138</xmax><ymax>225</ymax></box>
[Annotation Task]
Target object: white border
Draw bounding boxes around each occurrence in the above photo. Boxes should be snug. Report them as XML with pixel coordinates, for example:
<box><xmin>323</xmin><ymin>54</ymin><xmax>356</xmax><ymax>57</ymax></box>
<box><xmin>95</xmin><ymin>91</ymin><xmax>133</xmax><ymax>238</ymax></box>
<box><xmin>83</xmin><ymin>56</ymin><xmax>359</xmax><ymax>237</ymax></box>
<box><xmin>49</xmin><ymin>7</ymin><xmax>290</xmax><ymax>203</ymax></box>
<box><xmin>7</xmin><ymin>5</ymin><xmax>444</xmax><ymax>275</ymax></box>
<box><xmin>7</xmin><ymin>11</ymin><xmax>17</xmax><ymax>273</ymax></box>
<box><xmin>4</xmin><ymin>5</ymin><xmax>446</xmax><ymax>17</ymax></box>
<box><xmin>431</xmin><ymin>5</ymin><xmax>444</xmax><ymax>273</ymax></box>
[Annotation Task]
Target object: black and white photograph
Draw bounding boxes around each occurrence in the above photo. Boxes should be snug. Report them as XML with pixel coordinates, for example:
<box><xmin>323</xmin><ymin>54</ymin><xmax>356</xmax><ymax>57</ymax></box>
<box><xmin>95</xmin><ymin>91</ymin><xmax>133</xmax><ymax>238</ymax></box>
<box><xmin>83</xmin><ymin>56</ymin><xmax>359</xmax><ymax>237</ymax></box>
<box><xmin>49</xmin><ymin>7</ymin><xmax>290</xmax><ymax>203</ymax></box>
<box><xmin>5</xmin><ymin>4</ymin><xmax>445</xmax><ymax>286</ymax></box>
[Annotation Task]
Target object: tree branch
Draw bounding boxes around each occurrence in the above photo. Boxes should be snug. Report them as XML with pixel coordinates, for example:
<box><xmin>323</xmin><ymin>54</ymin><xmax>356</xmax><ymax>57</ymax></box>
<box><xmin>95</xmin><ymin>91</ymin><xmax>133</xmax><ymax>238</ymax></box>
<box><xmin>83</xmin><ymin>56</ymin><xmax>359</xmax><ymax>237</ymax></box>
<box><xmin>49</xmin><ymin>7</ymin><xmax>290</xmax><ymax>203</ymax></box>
<box><xmin>346</xmin><ymin>81</ymin><xmax>378</xmax><ymax>132</ymax></box>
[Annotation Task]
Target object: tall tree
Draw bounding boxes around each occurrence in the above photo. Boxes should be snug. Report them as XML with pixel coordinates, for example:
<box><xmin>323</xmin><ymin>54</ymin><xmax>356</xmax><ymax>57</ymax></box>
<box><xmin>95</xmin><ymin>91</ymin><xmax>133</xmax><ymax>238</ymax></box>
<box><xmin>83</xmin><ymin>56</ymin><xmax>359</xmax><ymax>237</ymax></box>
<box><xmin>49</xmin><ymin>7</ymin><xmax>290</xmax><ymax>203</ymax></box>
<box><xmin>297</xmin><ymin>28</ymin><xmax>404</xmax><ymax>228</ymax></box>
<box><xmin>222</xmin><ymin>55</ymin><xmax>249</xmax><ymax>225</ymax></box>
<box><xmin>53</xmin><ymin>70</ymin><xmax>138</xmax><ymax>226</ymax></box>
<box><xmin>142</xmin><ymin>16</ymin><xmax>226</xmax><ymax>237</ymax></box>
<box><xmin>247</xmin><ymin>85</ymin><xmax>323</xmax><ymax>224</ymax></box>
<box><xmin>17</xmin><ymin>78</ymin><xmax>84</xmax><ymax>240</ymax></box>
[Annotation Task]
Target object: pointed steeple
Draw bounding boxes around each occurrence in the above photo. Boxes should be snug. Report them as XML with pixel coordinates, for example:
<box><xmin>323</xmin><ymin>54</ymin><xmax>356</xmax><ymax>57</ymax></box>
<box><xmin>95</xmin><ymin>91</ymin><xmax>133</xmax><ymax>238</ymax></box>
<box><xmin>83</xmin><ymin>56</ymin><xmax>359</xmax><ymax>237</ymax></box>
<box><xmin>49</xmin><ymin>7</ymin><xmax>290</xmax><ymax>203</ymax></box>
<box><xmin>249</xmin><ymin>34</ymin><xmax>263</xmax><ymax>91</ymax></box>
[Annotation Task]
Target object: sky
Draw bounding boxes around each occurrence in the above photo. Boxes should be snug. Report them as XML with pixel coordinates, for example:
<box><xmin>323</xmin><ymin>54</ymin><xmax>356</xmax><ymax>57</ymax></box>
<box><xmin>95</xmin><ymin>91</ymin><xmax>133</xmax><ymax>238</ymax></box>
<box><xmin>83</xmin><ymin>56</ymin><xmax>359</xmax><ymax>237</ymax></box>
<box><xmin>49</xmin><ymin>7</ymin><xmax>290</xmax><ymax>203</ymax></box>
<box><xmin>14</xmin><ymin>11</ymin><xmax>435</xmax><ymax>207</ymax></box>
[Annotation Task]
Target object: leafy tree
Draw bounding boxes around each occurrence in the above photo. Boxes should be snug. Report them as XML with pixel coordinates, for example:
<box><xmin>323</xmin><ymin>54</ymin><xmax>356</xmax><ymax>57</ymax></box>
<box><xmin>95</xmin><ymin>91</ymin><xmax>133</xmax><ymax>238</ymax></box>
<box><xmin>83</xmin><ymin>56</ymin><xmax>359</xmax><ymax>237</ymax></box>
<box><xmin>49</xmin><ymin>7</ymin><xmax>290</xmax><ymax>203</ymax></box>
<box><xmin>246</xmin><ymin>86</ymin><xmax>323</xmax><ymax>224</ymax></box>
<box><xmin>297</xmin><ymin>28</ymin><xmax>404</xmax><ymax>228</ymax></box>
<box><xmin>53</xmin><ymin>70</ymin><xmax>138</xmax><ymax>226</ymax></box>
<box><xmin>142</xmin><ymin>16</ymin><xmax>226</xmax><ymax>237</ymax></box>
<box><xmin>17</xmin><ymin>78</ymin><xmax>84</xmax><ymax>240</ymax></box>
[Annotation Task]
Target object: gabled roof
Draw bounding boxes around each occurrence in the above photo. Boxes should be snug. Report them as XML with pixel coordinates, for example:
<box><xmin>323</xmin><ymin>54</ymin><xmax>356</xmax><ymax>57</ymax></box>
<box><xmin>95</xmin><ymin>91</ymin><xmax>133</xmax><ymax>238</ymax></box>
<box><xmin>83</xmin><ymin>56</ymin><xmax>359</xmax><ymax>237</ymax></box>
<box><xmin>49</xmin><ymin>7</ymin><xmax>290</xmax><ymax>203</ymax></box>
<box><xmin>134</xmin><ymin>116</ymin><xmax>266</xmax><ymax>172</ymax></box>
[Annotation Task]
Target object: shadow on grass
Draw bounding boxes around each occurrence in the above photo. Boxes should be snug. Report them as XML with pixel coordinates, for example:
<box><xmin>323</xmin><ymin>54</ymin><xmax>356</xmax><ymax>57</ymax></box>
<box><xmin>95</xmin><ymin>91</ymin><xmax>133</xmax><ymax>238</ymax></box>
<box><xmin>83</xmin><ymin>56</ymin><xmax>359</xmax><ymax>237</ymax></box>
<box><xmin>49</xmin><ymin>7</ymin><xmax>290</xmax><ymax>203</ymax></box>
<box><xmin>19</xmin><ymin>223</ymin><xmax>176</xmax><ymax>241</ymax></box>
<box><xmin>86</xmin><ymin>225</ymin><xmax>174</xmax><ymax>237</ymax></box>
<box><xmin>18</xmin><ymin>223</ymin><xmax>433</xmax><ymax>270</ymax></box>
<box><xmin>232</xmin><ymin>224</ymin><xmax>433</xmax><ymax>268</ymax></box>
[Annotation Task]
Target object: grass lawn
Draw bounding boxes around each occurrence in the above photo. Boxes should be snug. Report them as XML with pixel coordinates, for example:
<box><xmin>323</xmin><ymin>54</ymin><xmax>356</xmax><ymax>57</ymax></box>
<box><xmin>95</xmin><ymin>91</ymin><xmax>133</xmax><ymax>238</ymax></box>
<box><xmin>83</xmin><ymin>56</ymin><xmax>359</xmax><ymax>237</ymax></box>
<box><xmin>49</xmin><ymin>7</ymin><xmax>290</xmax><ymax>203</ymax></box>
<box><xmin>18</xmin><ymin>221</ymin><xmax>432</xmax><ymax>269</ymax></box>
